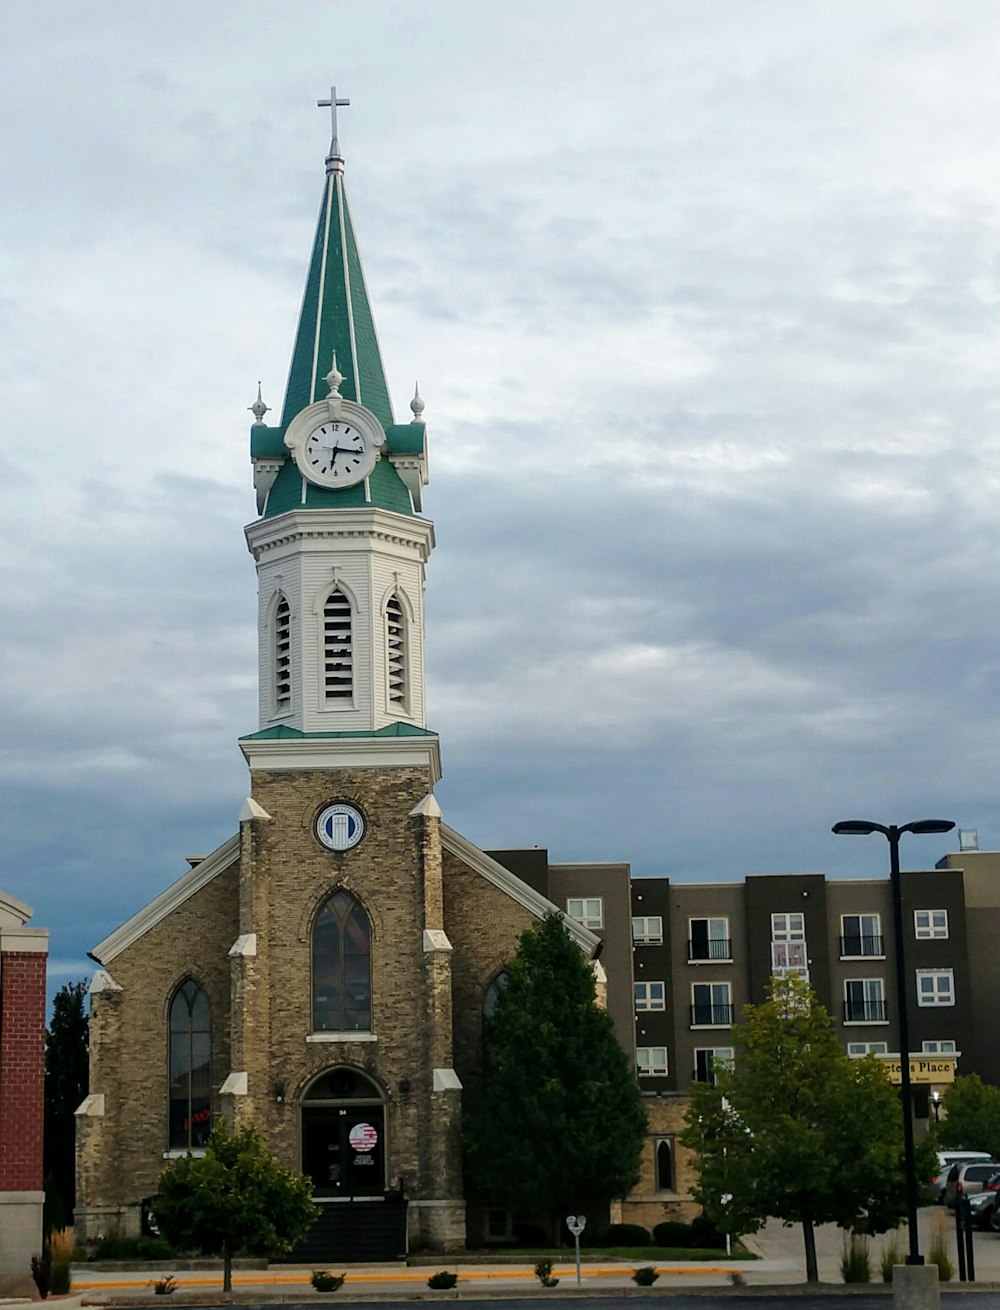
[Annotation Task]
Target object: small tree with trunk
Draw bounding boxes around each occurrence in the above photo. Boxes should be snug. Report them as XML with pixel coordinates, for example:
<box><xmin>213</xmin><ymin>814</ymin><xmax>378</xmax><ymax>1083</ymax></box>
<box><xmin>681</xmin><ymin>974</ymin><xmax>929</xmax><ymax>1282</ymax></box>
<box><xmin>154</xmin><ymin>1123</ymin><xmax>317</xmax><ymax>1291</ymax></box>
<box><xmin>463</xmin><ymin>911</ymin><xmax>646</xmax><ymax>1232</ymax></box>
<box><xmin>44</xmin><ymin>980</ymin><xmax>89</xmax><ymax>1225</ymax></box>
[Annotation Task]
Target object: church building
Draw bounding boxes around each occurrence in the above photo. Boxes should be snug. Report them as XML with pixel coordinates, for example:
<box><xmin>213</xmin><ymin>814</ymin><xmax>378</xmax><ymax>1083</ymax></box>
<box><xmin>74</xmin><ymin>95</ymin><xmax>623</xmax><ymax>1257</ymax></box>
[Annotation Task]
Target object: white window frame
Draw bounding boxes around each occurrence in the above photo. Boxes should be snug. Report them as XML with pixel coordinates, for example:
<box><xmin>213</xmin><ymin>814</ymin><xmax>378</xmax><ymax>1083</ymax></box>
<box><xmin>271</xmin><ymin>591</ymin><xmax>293</xmax><ymax>717</ymax></box>
<box><xmin>916</xmin><ymin>969</ymin><xmax>955</xmax><ymax>1007</ymax></box>
<box><xmin>691</xmin><ymin>981</ymin><xmax>733</xmax><ymax>1028</ymax></box>
<box><xmin>844</xmin><ymin>977</ymin><xmax>888</xmax><ymax>1024</ymax></box>
<box><xmin>921</xmin><ymin>1040</ymin><xmax>957</xmax><ymax>1055</ymax></box>
<box><xmin>688</xmin><ymin>917</ymin><xmax>732</xmax><ymax>962</ymax></box>
<box><xmin>694</xmin><ymin>1047</ymin><xmax>734</xmax><ymax>1084</ymax></box>
<box><xmin>632</xmin><ymin>915</ymin><xmax>663</xmax><ymax>945</ymax></box>
<box><xmin>320</xmin><ymin>585</ymin><xmax>354</xmax><ymax>706</ymax></box>
<box><xmin>636</xmin><ymin>1046</ymin><xmax>669</xmax><ymax>1076</ymax></box>
<box><xmin>840</xmin><ymin>913</ymin><xmax>883</xmax><ymax>958</ymax></box>
<box><xmin>914</xmin><ymin>909</ymin><xmax>949</xmax><ymax>940</ymax></box>
<box><xmin>384</xmin><ymin>590</ymin><xmax>410</xmax><ymax>713</ymax></box>
<box><xmin>771</xmin><ymin>912</ymin><xmax>805</xmax><ymax>942</ymax></box>
<box><xmin>635</xmin><ymin>981</ymin><xmax>666</xmax><ymax>1012</ymax></box>
<box><xmin>567</xmin><ymin>897</ymin><xmax>604</xmax><ymax>929</ymax></box>
<box><xmin>847</xmin><ymin>1040</ymin><xmax>889</xmax><ymax>1057</ymax></box>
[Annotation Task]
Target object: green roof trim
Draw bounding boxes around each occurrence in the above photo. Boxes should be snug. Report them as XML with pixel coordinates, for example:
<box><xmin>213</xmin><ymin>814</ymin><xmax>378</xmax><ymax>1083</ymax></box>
<box><xmin>386</xmin><ymin>423</ymin><xmax>425</xmax><ymax>455</ymax></box>
<box><xmin>281</xmin><ymin>172</ymin><xmax>394</xmax><ymax>432</ymax></box>
<box><xmin>240</xmin><ymin>722</ymin><xmax>437</xmax><ymax>742</ymax></box>
<box><xmin>250</xmin><ymin>424</ymin><xmax>287</xmax><ymax>459</ymax></box>
<box><xmin>261</xmin><ymin>449</ymin><xmax>415</xmax><ymax>518</ymax></box>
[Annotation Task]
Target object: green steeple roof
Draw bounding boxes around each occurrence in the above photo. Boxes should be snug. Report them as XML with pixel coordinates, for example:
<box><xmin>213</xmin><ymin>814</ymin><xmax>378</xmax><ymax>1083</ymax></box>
<box><xmin>282</xmin><ymin>168</ymin><xmax>394</xmax><ymax>430</ymax></box>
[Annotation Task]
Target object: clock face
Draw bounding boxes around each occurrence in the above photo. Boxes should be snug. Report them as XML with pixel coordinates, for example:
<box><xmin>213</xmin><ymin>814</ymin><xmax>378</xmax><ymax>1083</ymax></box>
<box><xmin>301</xmin><ymin>420</ymin><xmax>376</xmax><ymax>488</ymax></box>
<box><xmin>316</xmin><ymin>802</ymin><xmax>365</xmax><ymax>852</ymax></box>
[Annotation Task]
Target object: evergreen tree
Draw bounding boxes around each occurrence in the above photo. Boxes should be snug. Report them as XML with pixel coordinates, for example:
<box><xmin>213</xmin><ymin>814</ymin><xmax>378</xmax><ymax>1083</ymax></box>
<box><xmin>936</xmin><ymin>1075</ymin><xmax>1000</xmax><ymax>1157</ymax></box>
<box><xmin>44</xmin><ymin>980</ymin><xmax>89</xmax><ymax>1222</ymax></box>
<box><xmin>463</xmin><ymin>911</ymin><xmax>646</xmax><ymax>1229</ymax></box>
<box><xmin>681</xmin><ymin>975</ymin><xmax>931</xmax><ymax>1282</ymax></box>
<box><xmin>154</xmin><ymin>1124</ymin><xmax>317</xmax><ymax>1291</ymax></box>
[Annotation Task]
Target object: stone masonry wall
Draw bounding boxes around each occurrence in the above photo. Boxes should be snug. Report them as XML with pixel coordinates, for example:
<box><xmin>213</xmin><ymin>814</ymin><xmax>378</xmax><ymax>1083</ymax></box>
<box><xmin>619</xmin><ymin>1095</ymin><xmax>700</xmax><ymax>1229</ymax></box>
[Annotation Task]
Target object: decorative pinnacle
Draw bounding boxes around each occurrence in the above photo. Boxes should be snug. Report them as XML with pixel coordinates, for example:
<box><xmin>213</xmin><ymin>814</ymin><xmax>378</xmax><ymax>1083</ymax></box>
<box><xmin>325</xmin><ymin>352</ymin><xmax>344</xmax><ymax>397</ymax></box>
<box><xmin>317</xmin><ymin>85</ymin><xmax>350</xmax><ymax>175</ymax></box>
<box><xmin>249</xmin><ymin>381</ymin><xmax>270</xmax><ymax>426</ymax></box>
<box><xmin>410</xmin><ymin>381</ymin><xmax>425</xmax><ymax>422</ymax></box>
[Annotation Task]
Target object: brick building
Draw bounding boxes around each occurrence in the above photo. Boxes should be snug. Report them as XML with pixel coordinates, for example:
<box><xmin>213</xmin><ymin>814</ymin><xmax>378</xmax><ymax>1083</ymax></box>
<box><xmin>0</xmin><ymin>892</ymin><xmax>48</xmax><ymax>1295</ymax></box>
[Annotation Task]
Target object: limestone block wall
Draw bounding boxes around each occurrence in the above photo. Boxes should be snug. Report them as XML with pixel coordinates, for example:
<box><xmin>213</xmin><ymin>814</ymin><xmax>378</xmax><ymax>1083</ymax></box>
<box><xmin>619</xmin><ymin>1095</ymin><xmax>700</xmax><ymax>1229</ymax></box>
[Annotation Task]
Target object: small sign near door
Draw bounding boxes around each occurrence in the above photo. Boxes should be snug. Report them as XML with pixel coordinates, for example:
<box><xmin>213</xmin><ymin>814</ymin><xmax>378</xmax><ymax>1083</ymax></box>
<box><xmin>349</xmin><ymin>1122</ymin><xmax>379</xmax><ymax>1151</ymax></box>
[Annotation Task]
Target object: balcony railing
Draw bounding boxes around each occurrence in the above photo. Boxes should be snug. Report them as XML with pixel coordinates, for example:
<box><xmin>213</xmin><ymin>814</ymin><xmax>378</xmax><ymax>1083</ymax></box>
<box><xmin>690</xmin><ymin>1004</ymin><xmax>734</xmax><ymax>1026</ymax></box>
<box><xmin>840</xmin><ymin>935</ymin><xmax>885</xmax><ymax>957</ymax></box>
<box><xmin>688</xmin><ymin>938</ymin><xmax>733</xmax><ymax>962</ymax></box>
<box><xmin>843</xmin><ymin>999</ymin><xmax>888</xmax><ymax>1023</ymax></box>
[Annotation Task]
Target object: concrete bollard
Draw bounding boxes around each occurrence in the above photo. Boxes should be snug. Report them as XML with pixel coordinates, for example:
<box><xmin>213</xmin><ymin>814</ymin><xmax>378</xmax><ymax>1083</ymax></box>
<box><xmin>892</xmin><ymin>1263</ymin><xmax>939</xmax><ymax>1310</ymax></box>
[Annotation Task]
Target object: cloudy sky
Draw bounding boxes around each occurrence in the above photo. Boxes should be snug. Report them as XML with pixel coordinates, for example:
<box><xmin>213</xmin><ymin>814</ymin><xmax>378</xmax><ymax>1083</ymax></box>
<box><xmin>4</xmin><ymin>1</ymin><xmax>1000</xmax><ymax>988</ymax></box>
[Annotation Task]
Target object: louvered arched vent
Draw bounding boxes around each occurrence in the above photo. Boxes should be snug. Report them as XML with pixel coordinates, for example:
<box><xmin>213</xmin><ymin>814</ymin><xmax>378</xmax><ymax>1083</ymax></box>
<box><xmin>386</xmin><ymin>593</ymin><xmax>407</xmax><ymax>706</ymax></box>
<box><xmin>323</xmin><ymin>589</ymin><xmax>353</xmax><ymax>700</ymax></box>
<box><xmin>274</xmin><ymin>595</ymin><xmax>291</xmax><ymax>711</ymax></box>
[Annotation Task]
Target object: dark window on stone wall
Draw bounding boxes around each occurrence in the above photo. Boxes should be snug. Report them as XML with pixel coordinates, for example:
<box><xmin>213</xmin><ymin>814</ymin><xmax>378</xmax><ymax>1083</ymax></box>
<box><xmin>168</xmin><ymin>978</ymin><xmax>212</xmax><ymax>1150</ymax></box>
<box><xmin>313</xmin><ymin>890</ymin><xmax>372</xmax><ymax>1031</ymax></box>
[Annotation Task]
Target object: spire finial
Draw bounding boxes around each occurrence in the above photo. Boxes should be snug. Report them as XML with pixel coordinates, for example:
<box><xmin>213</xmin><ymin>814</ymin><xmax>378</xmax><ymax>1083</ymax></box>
<box><xmin>325</xmin><ymin>352</ymin><xmax>344</xmax><ymax>397</ymax></box>
<box><xmin>249</xmin><ymin>381</ymin><xmax>270</xmax><ymax>426</ymax></box>
<box><xmin>410</xmin><ymin>381</ymin><xmax>425</xmax><ymax>423</ymax></box>
<box><xmin>317</xmin><ymin>85</ymin><xmax>350</xmax><ymax>176</ymax></box>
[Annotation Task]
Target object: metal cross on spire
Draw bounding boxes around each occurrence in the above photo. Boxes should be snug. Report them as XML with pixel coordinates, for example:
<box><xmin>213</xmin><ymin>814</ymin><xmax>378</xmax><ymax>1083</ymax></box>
<box><xmin>317</xmin><ymin>86</ymin><xmax>350</xmax><ymax>175</ymax></box>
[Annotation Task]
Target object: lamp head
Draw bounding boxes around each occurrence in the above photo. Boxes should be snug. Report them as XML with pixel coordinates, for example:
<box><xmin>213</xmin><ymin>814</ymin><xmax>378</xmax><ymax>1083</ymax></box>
<box><xmin>832</xmin><ymin>820</ymin><xmax>883</xmax><ymax>836</ymax></box>
<box><xmin>902</xmin><ymin>820</ymin><xmax>956</xmax><ymax>836</ymax></box>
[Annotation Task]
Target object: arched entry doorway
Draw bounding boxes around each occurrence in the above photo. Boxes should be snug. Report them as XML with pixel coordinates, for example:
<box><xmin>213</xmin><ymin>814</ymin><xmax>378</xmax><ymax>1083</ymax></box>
<box><xmin>301</xmin><ymin>1067</ymin><xmax>386</xmax><ymax>1199</ymax></box>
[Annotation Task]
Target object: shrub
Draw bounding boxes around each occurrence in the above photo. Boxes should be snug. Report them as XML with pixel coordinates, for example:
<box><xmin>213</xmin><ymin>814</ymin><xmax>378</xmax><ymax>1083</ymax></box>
<box><xmin>652</xmin><ymin>1220</ymin><xmax>691</xmax><ymax>1248</ymax></box>
<box><xmin>533</xmin><ymin>1259</ymin><xmax>559</xmax><ymax>1287</ymax></box>
<box><xmin>152</xmin><ymin>1275</ymin><xmax>176</xmax><ymax>1296</ymax></box>
<box><xmin>31</xmin><ymin>1255</ymin><xmax>50</xmax><ymax>1299</ymax></box>
<box><xmin>93</xmin><ymin>1236</ymin><xmax>175</xmax><ymax>1261</ymax></box>
<box><xmin>840</xmin><ymin>1232</ymin><xmax>871</xmax><ymax>1283</ymax></box>
<box><xmin>427</xmin><ymin>1271</ymin><xmax>458</xmax><ymax>1289</ymax></box>
<box><xmin>879</xmin><ymin>1233</ymin><xmax>903</xmax><ymax>1283</ymax></box>
<box><xmin>604</xmin><ymin>1223</ymin><xmax>651</xmax><ymax>1247</ymax></box>
<box><xmin>689</xmin><ymin>1213</ymin><xmax>726</xmax><ymax>1249</ymax></box>
<box><xmin>50</xmin><ymin>1262</ymin><xmax>72</xmax><ymax>1296</ymax></box>
<box><xmin>310</xmin><ymin>1271</ymin><xmax>345</xmax><ymax>1292</ymax></box>
<box><xmin>927</xmin><ymin>1211</ymin><xmax>953</xmax><ymax>1283</ymax></box>
<box><xmin>632</xmin><ymin>1266</ymin><xmax>659</xmax><ymax>1286</ymax></box>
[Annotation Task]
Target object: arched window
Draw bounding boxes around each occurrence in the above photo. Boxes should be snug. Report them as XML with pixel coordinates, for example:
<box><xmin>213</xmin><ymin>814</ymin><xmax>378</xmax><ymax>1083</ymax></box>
<box><xmin>323</xmin><ymin>589</ymin><xmax>353</xmax><ymax>701</ymax></box>
<box><xmin>484</xmin><ymin>970</ymin><xmax>510</xmax><ymax>1019</ymax></box>
<box><xmin>274</xmin><ymin>594</ymin><xmax>292</xmax><ymax>711</ymax></box>
<box><xmin>168</xmin><ymin>979</ymin><xmax>212</xmax><ymax>1150</ymax></box>
<box><xmin>385</xmin><ymin>593</ymin><xmax>407</xmax><ymax>708</ymax></box>
<box><xmin>313</xmin><ymin>890</ymin><xmax>372</xmax><ymax>1032</ymax></box>
<box><xmin>656</xmin><ymin>1138</ymin><xmax>674</xmax><ymax>1191</ymax></box>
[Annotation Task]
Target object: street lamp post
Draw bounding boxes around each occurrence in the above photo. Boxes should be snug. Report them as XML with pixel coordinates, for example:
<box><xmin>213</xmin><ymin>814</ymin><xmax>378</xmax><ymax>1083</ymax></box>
<box><xmin>832</xmin><ymin>818</ymin><xmax>956</xmax><ymax>1266</ymax></box>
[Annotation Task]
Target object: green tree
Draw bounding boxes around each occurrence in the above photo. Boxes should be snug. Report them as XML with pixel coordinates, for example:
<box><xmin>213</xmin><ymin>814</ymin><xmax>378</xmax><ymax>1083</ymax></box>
<box><xmin>154</xmin><ymin>1124</ymin><xmax>318</xmax><ymax>1291</ymax></box>
<box><xmin>44</xmin><ymin>980</ymin><xmax>89</xmax><ymax>1224</ymax></box>
<box><xmin>463</xmin><ymin>911</ymin><xmax>646</xmax><ymax>1231</ymax></box>
<box><xmin>936</xmin><ymin>1075</ymin><xmax>1000</xmax><ymax>1156</ymax></box>
<box><xmin>681</xmin><ymin>975</ymin><xmax>929</xmax><ymax>1282</ymax></box>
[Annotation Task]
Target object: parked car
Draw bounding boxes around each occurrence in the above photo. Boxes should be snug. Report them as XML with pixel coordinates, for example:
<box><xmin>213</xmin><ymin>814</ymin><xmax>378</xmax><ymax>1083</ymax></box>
<box><xmin>930</xmin><ymin>1151</ymin><xmax>994</xmax><ymax>1201</ymax></box>
<box><xmin>967</xmin><ymin>1188</ymin><xmax>1000</xmax><ymax>1229</ymax></box>
<box><xmin>945</xmin><ymin>1161</ymin><xmax>1000</xmax><ymax>1208</ymax></box>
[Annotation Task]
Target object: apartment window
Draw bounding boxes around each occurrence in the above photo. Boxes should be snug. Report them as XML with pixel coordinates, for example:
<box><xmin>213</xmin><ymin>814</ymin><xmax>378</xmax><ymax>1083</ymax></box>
<box><xmin>844</xmin><ymin>979</ymin><xmax>888</xmax><ymax>1023</ymax></box>
<box><xmin>840</xmin><ymin>914</ymin><xmax>884</xmax><ymax>958</ymax></box>
<box><xmin>632</xmin><ymin>915</ymin><xmax>663</xmax><ymax>945</ymax></box>
<box><xmin>694</xmin><ymin>1047</ymin><xmax>734</xmax><ymax>1084</ymax></box>
<box><xmin>916</xmin><ymin>969</ymin><xmax>954</xmax><ymax>1007</ymax></box>
<box><xmin>567</xmin><ymin>897</ymin><xmax>603</xmax><ymax>929</ymax></box>
<box><xmin>635</xmin><ymin>981</ymin><xmax>666</xmax><ymax>1012</ymax></box>
<box><xmin>922</xmin><ymin>1040</ymin><xmax>957</xmax><ymax>1055</ymax></box>
<box><xmin>656</xmin><ymin>1139</ymin><xmax>675</xmax><ymax>1191</ymax></box>
<box><xmin>771</xmin><ymin>912</ymin><xmax>805</xmax><ymax>942</ymax></box>
<box><xmin>771</xmin><ymin>940</ymin><xmax>808</xmax><ymax>977</ymax></box>
<box><xmin>914</xmin><ymin>909</ymin><xmax>949</xmax><ymax>940</ymax></box>
<box><xmin>847</xmin><ymin>1041</ymin><xmax>889</xmax><ymax>1057</ymax></box>
<box><xmin>636</xmin><ymin>1046</ymin><xmax>669</xmax><ymax>1076</ymax></box>
<box><xmin>688</xmin><ymin>917</ymin><xmax>732</xmax><ymax>962</ymax></box>
<box><xmin>691</xmin><ymin>982</ymin><xmax>733</xmax><ymax>1027</ymax></box>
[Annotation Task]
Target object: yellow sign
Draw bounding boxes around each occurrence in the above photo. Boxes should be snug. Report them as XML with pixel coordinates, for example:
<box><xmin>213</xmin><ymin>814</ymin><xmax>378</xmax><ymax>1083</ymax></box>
<box><xmin>879</xmin><ymin>1057</ymin><xmax>956</xmax><ymax>1085</ymax></box>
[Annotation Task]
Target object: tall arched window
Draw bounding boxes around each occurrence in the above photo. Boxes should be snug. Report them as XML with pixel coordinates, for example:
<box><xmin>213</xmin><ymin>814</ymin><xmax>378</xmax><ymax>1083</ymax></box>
<box><xmin>656</xmin><ymin>1138</ymin><xmax>674</xmax><ymax>1191</ymax></box>
<box><xmin>274</xmin><ymin>594</ymin><xmax>292</xmax><ymax>711</ymax></box>
<box><xmin>313</xmin><ymin>890</ymin><xmax>372</xmax><ymax>1032</ymax></box>
<box><xmin>385</xmin><ymin>593</ymin><xmax>407</xmax><ymax>708</ymax></box>
<box><xmin>168</xmin><ymin>979</ymin><xmax>212</xmax><ymax>1150</ymax></box>
<box><xmin>323</xmin><ymin>589</ymin><xmax>353</xmax><ymax>701</ymax></box>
